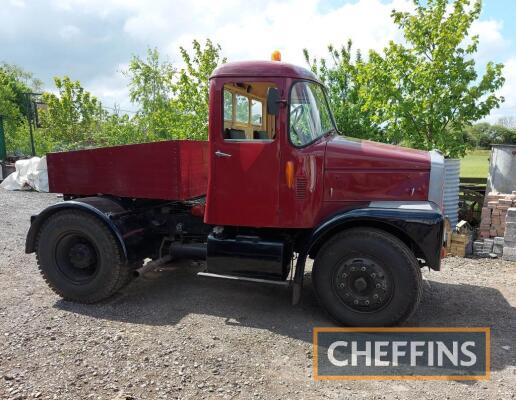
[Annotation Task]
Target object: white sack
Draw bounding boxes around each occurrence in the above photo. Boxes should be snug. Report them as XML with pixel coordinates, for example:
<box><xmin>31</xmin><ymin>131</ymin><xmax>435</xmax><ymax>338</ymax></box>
<box><xmin>0</xmin><ymin>156</ymin><xmax>49</xmax><ymax>192</ymax></box>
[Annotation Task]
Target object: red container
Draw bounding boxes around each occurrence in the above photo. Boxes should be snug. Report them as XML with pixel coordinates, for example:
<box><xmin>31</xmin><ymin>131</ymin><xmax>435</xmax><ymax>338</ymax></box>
<box><xmin>47</xmin><ymin>140</ymin><xmax>209</xmax><ymax>200</ymax></box>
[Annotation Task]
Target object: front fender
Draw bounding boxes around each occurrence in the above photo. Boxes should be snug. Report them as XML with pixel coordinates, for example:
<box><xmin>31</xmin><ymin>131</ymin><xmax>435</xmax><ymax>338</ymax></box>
<box><xmin>25</xmin><ymin>197</ymin><xmax>129</xmax><ymax>261</ymax></box>
<box><xmin>307</xmin><ymin>202</ymin><xmax>444</xmax><ymax>270</ymax></box>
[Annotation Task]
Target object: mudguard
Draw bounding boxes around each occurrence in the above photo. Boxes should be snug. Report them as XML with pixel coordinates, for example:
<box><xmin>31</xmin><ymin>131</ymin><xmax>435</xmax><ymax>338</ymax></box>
<box><xmin>307</xmin><ymin>202</ymin><xmax>444</xmax><ymax>270</ymax></box>
<box><xmin>25</xmin><ymin>197</ymin><xmax>129</xmax><ymax>261</ymax></box>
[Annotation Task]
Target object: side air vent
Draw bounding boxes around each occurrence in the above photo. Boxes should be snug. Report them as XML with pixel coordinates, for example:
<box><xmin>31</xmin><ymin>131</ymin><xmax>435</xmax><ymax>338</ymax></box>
<box><xmin>295</xmin><ymin>177</ymin><xmax>307</xmax><ymax>200</ymax></box>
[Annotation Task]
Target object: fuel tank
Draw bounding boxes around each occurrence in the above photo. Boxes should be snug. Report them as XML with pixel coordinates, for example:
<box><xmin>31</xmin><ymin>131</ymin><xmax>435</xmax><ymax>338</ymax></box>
<box><xmin>324</xmin><ymin>136</ymin><xmax>431</xmax><ymax>203</ymax></box>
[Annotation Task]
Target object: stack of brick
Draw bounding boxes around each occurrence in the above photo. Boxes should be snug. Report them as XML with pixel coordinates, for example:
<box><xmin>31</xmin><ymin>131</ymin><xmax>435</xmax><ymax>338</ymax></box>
<box><xmin>474</xmin><ymin>236</ymin><xmax>510</xmax><ymax>258</ymax></box>
<box><xmin>479</xmin><ymin>192</ymin><xmax>516</xmax><ymax>238</ymax></box>
<box><xmin>503</xmin><ymin>207</ymin><xmax>516</xmax><ymax>261</ymax></box>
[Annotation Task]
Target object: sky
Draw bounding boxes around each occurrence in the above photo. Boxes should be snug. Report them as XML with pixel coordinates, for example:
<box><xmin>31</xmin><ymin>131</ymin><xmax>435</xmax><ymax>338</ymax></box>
<box><xmin>1</xmin><ymin>0</ymin><xmax>515</xmax><ymax>121</ymax></box>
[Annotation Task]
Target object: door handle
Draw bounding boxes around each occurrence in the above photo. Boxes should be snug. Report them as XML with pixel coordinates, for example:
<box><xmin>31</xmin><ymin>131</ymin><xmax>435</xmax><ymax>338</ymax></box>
<box><xmin>215</xmin><ymin>150</ymin><xmax>232</xmax><ymax>158</ymax></box>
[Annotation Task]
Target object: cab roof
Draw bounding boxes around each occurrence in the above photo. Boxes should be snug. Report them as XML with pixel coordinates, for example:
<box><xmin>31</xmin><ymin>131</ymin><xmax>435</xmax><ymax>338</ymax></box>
<box><xmin>210</xmin><ymin>60</ymin><xmax>320</xmax><ymax>82</ymax></box>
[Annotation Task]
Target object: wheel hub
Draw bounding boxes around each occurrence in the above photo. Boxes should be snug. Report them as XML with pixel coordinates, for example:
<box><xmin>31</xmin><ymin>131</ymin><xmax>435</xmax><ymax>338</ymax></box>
<box><xmin>68</xmin><ymin>243</ymin><xmax>95</xmax><ymax>269</ymax></box>
<box><xmin>333</xmin><ymin>258</ymin><xmax>392</xmax><ymax>312</ymax></box>
<box><xmin>55</xmin><ymin>234</ymin><xmax>99</xmax><ymax>283</ymax></box>
<box><xmin>353</xmin><ymin>277</ymin><xmax>368</xmax><ymax>292</ymax></box>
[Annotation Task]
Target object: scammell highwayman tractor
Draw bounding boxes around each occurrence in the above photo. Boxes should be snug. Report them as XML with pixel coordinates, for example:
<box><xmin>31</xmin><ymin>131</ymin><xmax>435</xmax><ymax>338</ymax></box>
<box><xmin>26</xmin><ymin>56</ymin><xmax>445</xmax><ymax>326</ymax></box>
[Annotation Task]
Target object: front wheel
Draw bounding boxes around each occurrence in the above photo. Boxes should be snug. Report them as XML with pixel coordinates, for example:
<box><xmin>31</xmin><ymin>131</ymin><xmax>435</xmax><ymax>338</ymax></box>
<box><xmin>312</xmin><ymin>228</ymin><xmax>422</xmax><ymax>326</ymax></box>
<box><xmin>36</xmin><ymin>210</ymin><xmax>132</xmax><ymax>303</ymax></box>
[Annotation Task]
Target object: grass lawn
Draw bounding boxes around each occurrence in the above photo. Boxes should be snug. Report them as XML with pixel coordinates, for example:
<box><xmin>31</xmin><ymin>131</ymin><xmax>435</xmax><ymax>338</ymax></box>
<box><xmin>460</xmin><ymin>149</ymin><xmax>490</xmax><ymax>178</ymax></box>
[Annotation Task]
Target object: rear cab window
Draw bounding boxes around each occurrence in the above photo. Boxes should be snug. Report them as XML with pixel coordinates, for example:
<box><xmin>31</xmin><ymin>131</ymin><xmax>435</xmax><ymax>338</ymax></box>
<box><xmin>223</xmin><ymin>82</ymin><xmax>277</xmax><ymax>141</ymax></box>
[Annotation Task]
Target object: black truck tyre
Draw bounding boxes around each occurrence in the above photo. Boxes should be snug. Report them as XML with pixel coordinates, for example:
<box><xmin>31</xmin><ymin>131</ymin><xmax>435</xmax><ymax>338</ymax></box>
<box><xmin>35</xmin><ymin>210</ymin><xmax>131</xmax><ymax>303</ymax></box>
<box><xmin>312</xmin><ymin>227</ymin><xmax>422</xmax><ymax>326</ymax></box>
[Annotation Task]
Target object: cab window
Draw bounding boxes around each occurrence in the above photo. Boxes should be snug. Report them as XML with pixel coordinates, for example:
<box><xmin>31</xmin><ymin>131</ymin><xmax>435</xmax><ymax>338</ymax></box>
<box><xmin>289</xmin><ymin>81</ymin><xmax>334</xmax><ymax>147</ymax></box>
<box><xmin>251</xmin><ymin>99</ymin><xmax>263</xmax><ymax>125</ymax></box>
<box><xmin>223</xmin><ymin>82</ymin><xmax>276</xmax><ymax>141</ymax></box>
<box><xmin>223</xmin><ymin>90</ymin><xmax>233</xmax><ymax>120</ymax></box>
<box><xmin>235</xmin><ymin>95</ymin><xmax>249</xmax><ymax>124</ymax></box>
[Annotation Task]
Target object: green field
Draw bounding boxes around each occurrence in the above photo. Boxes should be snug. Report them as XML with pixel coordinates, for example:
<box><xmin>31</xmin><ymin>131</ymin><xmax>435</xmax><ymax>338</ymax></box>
<box><xmin>460</xmin><ymin>149</ymin><xmax>490</xmax><ymax>178</ymax></box>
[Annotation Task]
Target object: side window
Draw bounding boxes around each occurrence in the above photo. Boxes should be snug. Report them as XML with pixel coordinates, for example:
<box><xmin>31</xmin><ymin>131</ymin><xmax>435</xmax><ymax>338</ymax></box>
<box><xmin>251</xmin><ymin>100</ymin><xmax>263</xmax><ymax>125</ymax></box>
<box><xmin>235</xmin><ymin>95</ymin><xmax>249</xmax><ymax>124</ymax></box>
<box><xmin>222</xmin><ymin>82</ymin><xmax>276</xmax><ymax>141</ymax></box>
<box><xmin>223</xmin><ymin>90</ymin><xmax>233</xmax><ymax>121</ymax></box>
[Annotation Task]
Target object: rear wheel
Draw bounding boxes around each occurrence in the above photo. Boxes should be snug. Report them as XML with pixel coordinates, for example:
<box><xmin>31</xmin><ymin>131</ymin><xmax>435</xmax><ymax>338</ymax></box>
<box><xmin>313</xmin><ymin>228</ymin><xmax>422</xmax><ymax>326</ymax></box>
<box><xmin>36</xmin><ymin>210</ymin><xmax>131</xmax><ymax>303</ymax></box>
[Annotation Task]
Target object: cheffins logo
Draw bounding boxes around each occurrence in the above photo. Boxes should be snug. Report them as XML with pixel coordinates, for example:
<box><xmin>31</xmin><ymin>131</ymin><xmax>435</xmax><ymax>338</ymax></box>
<box><xmin>313</xmin><ymin>327</ymin><xmax>490</xmax><ymax>380</ymax></box>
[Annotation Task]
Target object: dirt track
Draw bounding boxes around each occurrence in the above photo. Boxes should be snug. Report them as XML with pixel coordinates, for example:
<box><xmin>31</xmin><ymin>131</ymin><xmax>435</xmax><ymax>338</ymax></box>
<box><xmin>0</xmin><ymin>189</ymin><xmax>515</xmax><ymax>400</ymax></box>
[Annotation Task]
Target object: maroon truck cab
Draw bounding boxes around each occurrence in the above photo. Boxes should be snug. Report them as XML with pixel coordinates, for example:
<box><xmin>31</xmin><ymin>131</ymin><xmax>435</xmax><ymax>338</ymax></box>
<box><xmin>26</xmin><ymin>58</ymin><xmax>445</xmax><ymax>326</ymax></box>
<box><xmin>205</xmin><ymin>61</ymin><xmax>441</xmax><ymax>230</ymax></box>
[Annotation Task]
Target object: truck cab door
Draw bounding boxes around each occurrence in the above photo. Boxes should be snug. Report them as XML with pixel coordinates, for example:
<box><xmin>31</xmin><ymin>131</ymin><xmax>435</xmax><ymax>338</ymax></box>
<box><xmin>205</xmin><ymin>78</ymin><xmax>283</xmax><ymax>227</ymax></box>
<box><xmin>277</xmin><ymin>79</ymin><xmax>334</xmax><ymax>228</ymax></box>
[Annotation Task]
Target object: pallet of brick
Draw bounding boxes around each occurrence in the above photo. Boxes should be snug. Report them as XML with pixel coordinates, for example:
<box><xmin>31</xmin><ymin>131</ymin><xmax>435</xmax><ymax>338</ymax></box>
<box><xmin>487</xmin><ymin>201</ymin><xmax>498</xmax><ymax>209</ymax></box>
<box><xmin>499</xmin><ymin>199</ymin><xmax>513</xmax><ymax>207</ymax></box>
<box><xmin>479</xmin><ymin>206</ymin><xmax>492</xmax><ymax>238</ymax></box>
<box><xmin>481</xmin><ymin>193</ymin><xmax>516</xmax><ymax>238</ymax></box>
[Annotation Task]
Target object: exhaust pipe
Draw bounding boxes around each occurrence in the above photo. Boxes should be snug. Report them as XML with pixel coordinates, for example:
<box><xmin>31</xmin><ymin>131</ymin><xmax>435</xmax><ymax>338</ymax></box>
<box><xmin>169</xmin><ymin>242</ymin><xmax>207</xmax><ymax>260</ymax></box>
<box><xmin>133</xmin><ymin>255</ymin><xmax>173</xmax><ymax>277</ymax></box>
<box><xmin>133</xmin><ymin>242</ymin><xmax>207</xmax><ymax>277</ymax></box>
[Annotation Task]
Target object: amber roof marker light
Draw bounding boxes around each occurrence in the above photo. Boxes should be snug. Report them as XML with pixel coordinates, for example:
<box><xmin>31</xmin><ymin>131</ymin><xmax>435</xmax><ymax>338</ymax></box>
<box><xmin>271</xmin><ymin>50</ymin><xmax>282</xmax><ymax>62</ymax></box>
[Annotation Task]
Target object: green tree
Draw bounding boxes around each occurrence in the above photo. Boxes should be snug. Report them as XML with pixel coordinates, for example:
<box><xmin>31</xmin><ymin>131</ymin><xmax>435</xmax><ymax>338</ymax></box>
<box><xmin>0</xmin><ymin>63</ymin><xmax>42</xmax><ymax>155</ymax></box>
<box><xmin>170</xmin><ymin>39</ymin><xmax>226</xmax><ymax>139</ymax></box>
<box><xmin>303</xmin><ymin>40</ymin><xmax>382</xmax><ymax>140</ymax></box>
<box><xmin>126</xmin><ymin>40</ymin><xmax>226</xmax><ymax>141</ymax></box>
<box><xmin>359</xmin><ymin>0</ymin><xmax>504</xmax><ymax>157</ymax></box>
<box><xmin>39</xmin><ymin>76</ymin><xmax>106</xmax><ymax>150</ymax></box>
<box><xmin>465</xmin><ymin>122</ymin><xmax>515</xmax><ymax>148</ymax></box>
<box><xmin>126</xmin><ymin>47</ymin><xmax>176</xmax><ymax>140</ymax></box>
<box><xmin>94</xmin><ymin>111</ymin><xmax>143</xmax><ymax>147</ymax></box>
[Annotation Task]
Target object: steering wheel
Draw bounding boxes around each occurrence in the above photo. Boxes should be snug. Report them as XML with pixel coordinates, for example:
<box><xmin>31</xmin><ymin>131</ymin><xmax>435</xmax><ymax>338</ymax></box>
<box><xmin>290</xmin><ymin>105</ymin><xmax>311</xmax><ymax>145</ymax></box>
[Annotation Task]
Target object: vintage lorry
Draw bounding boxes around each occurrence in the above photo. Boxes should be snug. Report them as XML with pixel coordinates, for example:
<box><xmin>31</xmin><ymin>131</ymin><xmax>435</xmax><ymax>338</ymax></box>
<box><xmin>25</xmin><ymin>56</ymin><xmax>445</xmax><ymax>326</ymax></box>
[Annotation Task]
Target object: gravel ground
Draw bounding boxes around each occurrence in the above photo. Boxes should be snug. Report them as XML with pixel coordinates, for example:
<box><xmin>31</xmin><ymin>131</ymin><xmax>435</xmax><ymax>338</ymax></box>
<box><xmin>0</xmin><ymin>189</ymin><xmax>515</xmax><ymax>400</ymax></box>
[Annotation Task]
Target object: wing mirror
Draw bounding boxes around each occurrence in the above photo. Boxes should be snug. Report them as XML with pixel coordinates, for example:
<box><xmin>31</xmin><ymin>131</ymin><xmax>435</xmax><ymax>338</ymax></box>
<box><xmin>266</xmin><ymin>87</ymin><xmax>281</xmax><ymax>116</ymax></box>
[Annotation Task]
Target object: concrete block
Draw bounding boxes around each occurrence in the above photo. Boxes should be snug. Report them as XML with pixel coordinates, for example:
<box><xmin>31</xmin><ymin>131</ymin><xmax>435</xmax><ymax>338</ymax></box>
<box><xmin>503</xmin><ymin>240</ymin><xmax>516</xmax><ymax>248</ymax></box>
<box><xmin>494</xmin><ymin>237</ymin><xmax>505</xmax><ymax>246</ymax></box>
<box><xmin>506</xmin><ymin>208</ymin><xmax>516</xmax><ymax>218</ymax></box>
<box><xmin>504</xmin><ymin>234</ymin><xmax>516</xmax><ymax>243</ymax></box>
<box><xmin>503</xmin><ymin>246</ymin><xmax>516</xmax><ymax>258</ymax></box>
<box><xmin>493</xmin><ymin>244</ymin><xmax>503</xmax><ymax>256</ymax></box>
<box><xmin>502</xmin><ymin>254</ymin><xmax>516</xmax><ymax>262</ymax></box>
<box><xmin>505</xmin><ymin>222</ymin><xmax>516</xmax><ymax>233</ymax></box>
<box><xmin>483</xmin><ymin>239</ymin><xmax>494</xmax><ymax>253</ymax></box>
